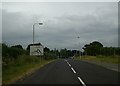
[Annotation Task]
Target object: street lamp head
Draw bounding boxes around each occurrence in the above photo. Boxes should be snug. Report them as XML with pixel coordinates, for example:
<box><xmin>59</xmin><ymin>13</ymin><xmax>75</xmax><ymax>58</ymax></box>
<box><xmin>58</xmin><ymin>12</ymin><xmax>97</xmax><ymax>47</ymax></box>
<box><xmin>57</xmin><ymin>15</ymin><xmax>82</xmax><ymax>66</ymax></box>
<box><xmin>38</xmin><ymin>23</ymin><xmax>43</xmax><ymax>25</ymax></box>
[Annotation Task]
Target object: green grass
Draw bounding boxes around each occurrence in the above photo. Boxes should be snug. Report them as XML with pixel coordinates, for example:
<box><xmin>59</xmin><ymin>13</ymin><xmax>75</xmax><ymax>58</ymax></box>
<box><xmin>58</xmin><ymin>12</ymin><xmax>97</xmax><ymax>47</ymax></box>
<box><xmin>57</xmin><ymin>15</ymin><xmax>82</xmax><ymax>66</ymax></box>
<box><xmin>0</xmin><ymin>64</ymin><xmax>1</xmax><ymax>85</ymax></box>
<box><xmin>2</xmin><ymin>55</ymin><xmax>55</xmax><ymax>84</ymax></box>
<box><xmin>76</xmin><ymin>55</ymin><xmax>119</xmax><ymax>64</ymax></box>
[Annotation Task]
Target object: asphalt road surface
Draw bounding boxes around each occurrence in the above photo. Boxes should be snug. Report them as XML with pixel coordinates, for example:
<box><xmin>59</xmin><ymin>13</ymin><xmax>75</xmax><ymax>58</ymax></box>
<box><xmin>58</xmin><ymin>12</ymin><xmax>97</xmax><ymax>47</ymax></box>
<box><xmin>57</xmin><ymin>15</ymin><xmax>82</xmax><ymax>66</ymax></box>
<box><xmin>15</xmin><ymin>59</ymin><xmax>119</xmax><ymax>85</ymax></box>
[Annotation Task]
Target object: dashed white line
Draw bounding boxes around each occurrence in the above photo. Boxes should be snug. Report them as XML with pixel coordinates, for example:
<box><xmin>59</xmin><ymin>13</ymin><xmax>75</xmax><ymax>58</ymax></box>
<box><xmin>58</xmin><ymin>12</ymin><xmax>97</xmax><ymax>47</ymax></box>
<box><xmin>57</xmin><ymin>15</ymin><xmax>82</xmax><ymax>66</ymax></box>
<box><xmin>64</xmin><ymin>59</ymin><xmax>86</xmax><ymax>86</ymax></box>
<box><xmin>71</xmin><ymin>67</ymin><xmax>76</xmax><ymax>74</ymax></box>
<box><xmin>78</xmin><ymin>77</ymin><xmax>86</xmax><ymax>86</ymax></box>
<box><xmin>64</xmin><ymin>59</ymin><xmax>67</xmax><ymax>62</ymax></box>
<box><xmin>68</xmin><ymin>63</ymin><xmax>71</xmax><ymax>67</ymax></box>
<box><xmin>66</xmin><ymin>61</ymin><xmax>71</xmax><ymax>67</ymax></box>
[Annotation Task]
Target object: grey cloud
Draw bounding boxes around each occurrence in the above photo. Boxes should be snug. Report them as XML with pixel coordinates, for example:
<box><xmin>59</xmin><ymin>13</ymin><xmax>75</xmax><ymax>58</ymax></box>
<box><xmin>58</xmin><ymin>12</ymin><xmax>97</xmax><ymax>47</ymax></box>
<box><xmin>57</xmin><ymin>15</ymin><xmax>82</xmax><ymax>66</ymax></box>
<box><xmin>2</xmin><ymin>2</ymin><xmax>118</xmax><ymax>50</ymax></box>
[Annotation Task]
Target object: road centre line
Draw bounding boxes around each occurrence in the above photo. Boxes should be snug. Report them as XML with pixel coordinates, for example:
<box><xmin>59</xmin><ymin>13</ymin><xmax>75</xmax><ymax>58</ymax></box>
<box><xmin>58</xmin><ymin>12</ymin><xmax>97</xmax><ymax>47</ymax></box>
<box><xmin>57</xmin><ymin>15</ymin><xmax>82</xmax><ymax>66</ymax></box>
<box><xmin>71</xmin><ymin>67</ymin><xmax>76</xmax><ymax>74</ymax></box>
<box><xmin>65</xmin><ymin>60</ymin><xmax>71</xmax><ymax>66</ymax></box>
<box><xmin>67</xmin><ymin>61</ymin><xmax>69</xmax><ymax>64</ymax></box>
<box><xmin>64</xmin><ymin>60</ymin><xmax>86</xmax><ymax>86</ymax></box>
<box><xmin>65</xmin><ymin>61</ymin><xmax>71</xmax><ymax>66</ymax></box>
<box><xmin>64</xmin><ymin>60</ymin><xmax>76</xmax><ymax>73</ymax></box>
<box><xmin>78</xmin><ymin>77</ymin><xmax>86</xmax><ymax>86</ymax></box>
<box><xmin>68</xmin><ymin>63</ymin><xmax>71</xmax><ymax>67</ymax></box>
<box><xmin>64</xmin><ymin>59</ymin><xmax>67</xmax><ymax>62</ymax></box>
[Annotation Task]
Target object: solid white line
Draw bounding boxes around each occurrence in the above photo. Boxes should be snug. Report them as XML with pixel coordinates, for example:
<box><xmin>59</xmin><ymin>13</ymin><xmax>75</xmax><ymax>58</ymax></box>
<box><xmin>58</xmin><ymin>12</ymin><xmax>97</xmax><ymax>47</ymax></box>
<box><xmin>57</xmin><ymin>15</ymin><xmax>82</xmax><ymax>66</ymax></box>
<box><xmin>71</xmin><ymin>67</ymin><xmax>76</xmax><ymax>74</ymax></box>
<box><xmin>78</xmin><ymin>77</ymin><xmax>86</xmax><ymax>86</ymax></box>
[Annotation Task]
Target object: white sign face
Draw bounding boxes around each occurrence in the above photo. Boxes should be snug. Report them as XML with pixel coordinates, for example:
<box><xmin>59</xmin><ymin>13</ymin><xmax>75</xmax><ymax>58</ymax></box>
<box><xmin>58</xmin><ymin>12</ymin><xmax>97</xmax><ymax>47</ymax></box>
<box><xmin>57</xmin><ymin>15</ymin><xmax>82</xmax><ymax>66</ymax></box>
<box><xmin>30</xmin><ymin>45</ymin><xmax>44</xmax><ymax>56</ymax></box>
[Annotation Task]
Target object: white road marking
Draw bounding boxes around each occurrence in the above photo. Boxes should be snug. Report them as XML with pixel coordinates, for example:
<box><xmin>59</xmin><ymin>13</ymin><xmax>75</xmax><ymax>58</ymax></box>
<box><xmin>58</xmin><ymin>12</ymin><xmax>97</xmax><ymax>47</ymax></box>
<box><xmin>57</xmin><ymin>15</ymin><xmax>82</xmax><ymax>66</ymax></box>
<box><xmin>64</xmin><ymin>59</ymin><xmax>68</xmax><ymax>62</ymax></box>
<box><xmin>65</xmin><ymin>60</ymin><xmax>72</xmax><ymax>67</ymax></box>
<box><xmin>65</xmin><ymin>61</ymin><xmax>71</xmax><ymax>66</ymax></box>
<box><xmin>71</xmin><ymin>67</ymin><xmax>76</xmax><ymax>74</ymax></box>
<box><xmin>68</xmin><ymin>63</ymin><xmax>71</xmax><ymax>67</ymax></box>
<box><xmin>64</xmin><ymin>60</ymin><xmax>86</xmax><ymax>86</ymax></box>
<box><xmin>78</xmin><ymin>77</ymin><xmax>86</xmax><ymax>86</ymax></box>
<box><xmin>66</xmin><ymin>62</ymin><xmax>69</xmax><ymax>64</ymax></box>
<box><xmin>64</xmin><ymin>59</ymin><xmax>86</xmax><ymax>86</ymax></box>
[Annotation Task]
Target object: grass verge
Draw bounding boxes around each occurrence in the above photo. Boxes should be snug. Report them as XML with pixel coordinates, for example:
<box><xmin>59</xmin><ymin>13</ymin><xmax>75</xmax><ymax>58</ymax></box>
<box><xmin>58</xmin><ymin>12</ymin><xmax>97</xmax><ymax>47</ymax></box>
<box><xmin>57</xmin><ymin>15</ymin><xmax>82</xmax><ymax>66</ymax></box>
<box><xmin>76</xmin><ymin>55</ymin><xmax>119</xmax><ymax>64</ymax></box>
<box><xmin>2</xmin><ymin>55</ymin><xmax>55</xmax><ymax>84</ymax></box>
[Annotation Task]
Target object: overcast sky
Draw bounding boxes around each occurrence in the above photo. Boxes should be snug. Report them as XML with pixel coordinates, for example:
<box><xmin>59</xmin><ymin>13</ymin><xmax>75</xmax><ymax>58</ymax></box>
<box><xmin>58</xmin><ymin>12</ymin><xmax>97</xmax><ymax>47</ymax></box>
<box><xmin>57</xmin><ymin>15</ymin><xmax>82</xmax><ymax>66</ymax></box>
<box><xmin>2</xmin><ymin>2</ymin><xmax>118</xmax><ymax>50</ymax></box>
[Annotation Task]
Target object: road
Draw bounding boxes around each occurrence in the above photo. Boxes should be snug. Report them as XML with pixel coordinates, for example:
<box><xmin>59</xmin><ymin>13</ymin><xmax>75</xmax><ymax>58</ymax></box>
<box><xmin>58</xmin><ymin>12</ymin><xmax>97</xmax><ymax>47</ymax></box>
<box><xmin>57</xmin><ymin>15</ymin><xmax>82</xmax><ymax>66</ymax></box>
<box><xmin>15</xmin><ymin>59</ymin><xmax>119</xmax><ymax>85</ymax></box>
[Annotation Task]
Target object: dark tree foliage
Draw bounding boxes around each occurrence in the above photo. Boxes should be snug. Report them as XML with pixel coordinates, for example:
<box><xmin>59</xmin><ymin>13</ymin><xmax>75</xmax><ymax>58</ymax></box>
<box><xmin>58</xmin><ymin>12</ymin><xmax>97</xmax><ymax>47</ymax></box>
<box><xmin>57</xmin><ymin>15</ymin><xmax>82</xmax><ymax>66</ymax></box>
<box><xmin>59</xmin><ymin>48</ymin><xmax>67</xmax><ymax>58</ymax></box>
<box><xmin>100</xmin><ymin>47</ymin><xmax>120</xmax><ymax>56</ymax></box>
<box><xmin>2</xmin><ymin>43</ymin><xmax>8</xmax><ymax>58</ymax></box>
<box><xmin>11</xmin><ymin>45</ymin><xmax>23</xmax><ymax>50</ymax></box>
<box><xmin>83</xmin><ymin>41</ymin><xmax>103</xmax><ymax>56</ymax></box>
<box><xmin>59</xmin><ymin>48</ymin><xmax>79</xmax><ymax>58</ymax></box>
<box><xmin>43</xmin><ymin>48</ymin><xmax>58</xmax><ymax>60</ymax></box>
<box><xmin>83</xmin><ymin>41</ymin><xmax>120</xmax><ymax>56</ymax></box>
<box><xmin>43</xmin><ymin>52</ymin><xmax>56</xmax><ymax>60</ymax></box>
<box><xmin>52</xmin><ymin>49</ymin><xmax>59</xmax><ymax>57</ymax></box>
<box><xmin>44</xmin><ymin>47</ymin><xmax>50</xmax><ymax>53</ymax></box>
<box><xmin>2</xmin><ymin>43</ymin><xmax>26</xmax><ymax>60</ymax></box>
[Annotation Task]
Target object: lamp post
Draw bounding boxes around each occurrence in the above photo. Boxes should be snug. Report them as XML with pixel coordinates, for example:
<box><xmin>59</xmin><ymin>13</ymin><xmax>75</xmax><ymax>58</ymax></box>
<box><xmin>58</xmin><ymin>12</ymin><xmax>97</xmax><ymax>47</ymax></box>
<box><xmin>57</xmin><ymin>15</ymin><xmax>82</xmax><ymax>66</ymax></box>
<box><xmin>77</xmin><ymin>36</ymin><xmax>81</xmax><ymax>58</ymax></box>
<box><xmin>33</xmin><ymin>23</ymin><xmax>43</xmax><ymax>44</ymax></box>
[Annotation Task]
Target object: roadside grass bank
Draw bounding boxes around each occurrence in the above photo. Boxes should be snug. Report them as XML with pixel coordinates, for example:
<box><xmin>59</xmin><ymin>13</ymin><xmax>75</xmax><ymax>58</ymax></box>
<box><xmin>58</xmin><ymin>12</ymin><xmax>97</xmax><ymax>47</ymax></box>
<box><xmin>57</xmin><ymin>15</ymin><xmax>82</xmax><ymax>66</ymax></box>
<box><xmin>0</xmin><ymin>62</ymin><xmax>1</xmax><ymax>86</ymax></box>
<box><xmin>2</xmin><ymin>55</ymin><xmax>55</xmax><ymax>84</ymax></box>
<box><xmin>76</xmin><ymin>55</ymin><xmax>119</xmax><ymax>64</ymax></box>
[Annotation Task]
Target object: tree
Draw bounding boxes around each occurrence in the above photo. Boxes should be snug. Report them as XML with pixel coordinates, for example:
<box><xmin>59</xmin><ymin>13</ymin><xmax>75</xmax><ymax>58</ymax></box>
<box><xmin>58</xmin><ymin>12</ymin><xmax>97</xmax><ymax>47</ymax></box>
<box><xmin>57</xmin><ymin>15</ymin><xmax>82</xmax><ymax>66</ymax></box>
<box><xmin>60</xmin><ymin>48</ymin><xmax>67</xmax><ymax>58</ymax></box>
<box><xmin>100</xmin><ymin>47</ymin><xmax>120</xmax><ymax>56</ymax></box>
<box><xmin>44</xmin><ymin>47</ymin><xmax>50</xmax><ymax>53</ymax></box>
<box><xmin>11</xmin><ymin>45</ymin><xmax>23</xmax><ymax>50</ymax></box>
<box><xmin>59</xmin><ymin>49</ymin><xmax>76</xmax><ymax>58</ymax></box>
<box><xmin>83</xmin><ymin>41</ymin><xmax>103</xmax><ymax>56</ymax></box>
<box><xmin>2</xmin><ymin>43</ymin><xmax>26</xmax><ymax>60</ymax></box>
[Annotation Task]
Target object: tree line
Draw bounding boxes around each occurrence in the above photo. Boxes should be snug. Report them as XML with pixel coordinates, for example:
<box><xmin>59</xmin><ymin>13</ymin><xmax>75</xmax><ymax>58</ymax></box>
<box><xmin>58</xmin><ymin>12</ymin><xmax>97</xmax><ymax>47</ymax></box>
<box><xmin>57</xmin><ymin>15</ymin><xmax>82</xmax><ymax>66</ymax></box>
<box><xmin>2</xmin><ymin>43</ymin><xmax>57</xmax><ymax>61</ymax></box>
<box><xmin>44</xmin><ymin>41</ymin><xmax>120</xmax><ymax>58</ymax></box>
<box><xmin>44</xmin><ymin>47</ymin><xmax>80</xmax><ymax>58</ymax></box>
<box><xmin>2</xmin><ymin>40</ymin><xmax>120</xmax><ymax>62</ymax></box>
<box><xmin>83</xmin><ymin>41</ymin><xmax>120</xmax><ymax>56</ymax></box>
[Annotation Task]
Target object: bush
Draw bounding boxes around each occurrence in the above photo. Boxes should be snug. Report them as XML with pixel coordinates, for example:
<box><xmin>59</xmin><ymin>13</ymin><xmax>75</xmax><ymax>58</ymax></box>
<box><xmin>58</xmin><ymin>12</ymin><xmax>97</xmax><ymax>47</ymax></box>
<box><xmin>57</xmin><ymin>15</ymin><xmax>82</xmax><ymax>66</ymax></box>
<box><xmin>43</xmin><ymin>52</ymin><xmax>56</xmax><ymax>60</ymax></box>
<box><xmin>2</xmin><ymin>43</ymin><xmax>27</xmax><ymax>65</ymax></box>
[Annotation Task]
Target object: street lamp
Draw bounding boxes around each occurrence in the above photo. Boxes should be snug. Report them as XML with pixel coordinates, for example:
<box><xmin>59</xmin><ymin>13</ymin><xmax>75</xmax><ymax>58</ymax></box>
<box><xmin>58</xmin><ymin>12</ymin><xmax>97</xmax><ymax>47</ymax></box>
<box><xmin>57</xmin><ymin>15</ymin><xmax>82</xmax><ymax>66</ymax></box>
<box><xmin>33</xmin><ymin>23</ymin><xmax>43</xmax><ymax>44</ymax></box>
<box><xmin>77</xmin><ymin>36</ymin><xmax>81</xmax><ymax>58</ymax></box>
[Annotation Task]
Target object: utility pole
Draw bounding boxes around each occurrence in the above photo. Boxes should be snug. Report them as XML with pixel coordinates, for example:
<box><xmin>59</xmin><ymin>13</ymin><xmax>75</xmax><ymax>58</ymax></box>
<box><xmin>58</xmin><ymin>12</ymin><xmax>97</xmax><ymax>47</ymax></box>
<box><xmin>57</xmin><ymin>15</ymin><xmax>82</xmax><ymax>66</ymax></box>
<box><xmin>114</xmin><ymin>47</ymin><xmax>115</xmax><ymax>56</ymax></box>
<box><xmin>77</xmin><ymin>36</ymin><xmax>81</xmax><ymax>59</ymax></box>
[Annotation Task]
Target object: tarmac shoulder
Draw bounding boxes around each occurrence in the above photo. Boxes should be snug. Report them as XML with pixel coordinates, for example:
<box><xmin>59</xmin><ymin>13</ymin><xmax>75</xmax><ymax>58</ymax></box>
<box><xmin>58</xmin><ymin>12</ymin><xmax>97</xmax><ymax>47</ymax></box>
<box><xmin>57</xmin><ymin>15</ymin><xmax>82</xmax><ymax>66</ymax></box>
<box><xmin>79</xmin><ymin>59</ymin><xmax>119</xmax><ymax>72</ymax></box>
